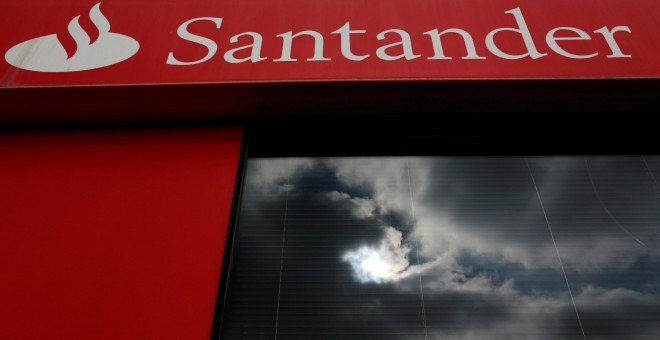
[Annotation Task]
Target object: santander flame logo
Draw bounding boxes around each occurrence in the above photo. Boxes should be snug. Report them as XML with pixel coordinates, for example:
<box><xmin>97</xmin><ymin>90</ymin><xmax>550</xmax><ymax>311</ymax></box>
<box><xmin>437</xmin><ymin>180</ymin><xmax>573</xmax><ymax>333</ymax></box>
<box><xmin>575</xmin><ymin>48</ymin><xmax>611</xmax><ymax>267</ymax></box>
<box><xmin>5</xmin><ymin>3</ymin><xmax>139</xmax><ymax>72</ymax></box>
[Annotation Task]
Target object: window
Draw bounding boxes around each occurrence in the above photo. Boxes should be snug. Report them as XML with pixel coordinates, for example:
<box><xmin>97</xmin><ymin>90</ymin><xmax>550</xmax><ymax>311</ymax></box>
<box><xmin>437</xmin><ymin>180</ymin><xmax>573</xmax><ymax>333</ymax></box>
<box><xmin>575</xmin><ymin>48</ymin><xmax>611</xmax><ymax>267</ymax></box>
<box><xmin>219</xmin><ymin>151</ymin><xmax>660</xmax><ymax>339</ymax></box>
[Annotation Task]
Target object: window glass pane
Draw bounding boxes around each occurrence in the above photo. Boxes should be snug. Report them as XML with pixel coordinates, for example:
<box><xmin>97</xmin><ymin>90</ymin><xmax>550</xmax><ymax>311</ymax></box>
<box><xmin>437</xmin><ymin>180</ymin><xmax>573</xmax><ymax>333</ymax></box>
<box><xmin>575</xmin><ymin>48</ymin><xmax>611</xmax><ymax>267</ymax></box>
<box><xmin>221</xmin><ymin>156</ymin><xmax>660</xmax><ymax>339</ymax></box>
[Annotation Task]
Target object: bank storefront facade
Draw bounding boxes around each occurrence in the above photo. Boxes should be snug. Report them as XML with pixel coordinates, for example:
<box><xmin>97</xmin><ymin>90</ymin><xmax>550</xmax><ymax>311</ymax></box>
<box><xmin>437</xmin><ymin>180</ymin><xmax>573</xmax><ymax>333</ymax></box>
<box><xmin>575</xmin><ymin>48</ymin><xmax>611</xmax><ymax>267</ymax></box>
<box><xmin>1</xmin><ymin>1</ymin><xmax>659</xmax><ymax>339</ymax></box>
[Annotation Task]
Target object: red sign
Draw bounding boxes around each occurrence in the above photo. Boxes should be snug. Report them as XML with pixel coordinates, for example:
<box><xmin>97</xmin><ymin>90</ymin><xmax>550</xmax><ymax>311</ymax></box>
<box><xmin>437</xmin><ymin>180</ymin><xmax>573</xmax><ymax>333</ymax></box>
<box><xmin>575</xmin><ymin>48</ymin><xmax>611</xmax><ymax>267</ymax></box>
<box><xmin>1</xmin><ymin>0</ymin><xmax>659</xmax><ymax>86</ymax></box>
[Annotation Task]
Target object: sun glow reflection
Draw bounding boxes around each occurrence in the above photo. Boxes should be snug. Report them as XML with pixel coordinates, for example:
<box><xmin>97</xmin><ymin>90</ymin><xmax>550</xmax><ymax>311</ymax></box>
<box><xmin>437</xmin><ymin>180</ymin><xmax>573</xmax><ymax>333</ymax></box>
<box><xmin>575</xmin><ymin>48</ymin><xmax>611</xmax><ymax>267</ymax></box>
<box><xmin>344</xmin><ymin>247</ymin><xmax>398</xmax><ymax>283</ymax></box>
<box><xmin>342</xmin><ymin>226</ymin><xmax>411</xmax><ymax>283</ymax></box>
<box><xmin>361</xmin><ymin>252</ymin><xmax>391</xmax><ymax>278</ymax></box>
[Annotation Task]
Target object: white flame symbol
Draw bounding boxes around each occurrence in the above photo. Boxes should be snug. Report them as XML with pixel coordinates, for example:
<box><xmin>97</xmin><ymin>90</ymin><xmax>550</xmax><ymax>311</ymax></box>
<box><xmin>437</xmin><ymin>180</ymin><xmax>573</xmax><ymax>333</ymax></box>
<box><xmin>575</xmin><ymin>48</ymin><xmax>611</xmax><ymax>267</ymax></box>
<box><xmin>5</xmin><ymin>3</ymin><xmax>139</xmax><ymax>72</ymax></box>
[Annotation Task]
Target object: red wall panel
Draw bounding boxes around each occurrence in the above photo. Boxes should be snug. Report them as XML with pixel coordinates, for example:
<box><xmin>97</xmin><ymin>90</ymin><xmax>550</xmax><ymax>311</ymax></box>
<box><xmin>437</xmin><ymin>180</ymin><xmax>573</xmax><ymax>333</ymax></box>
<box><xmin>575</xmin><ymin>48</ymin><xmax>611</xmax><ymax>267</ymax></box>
<box><xmin>0</xmin><ymin>127</ymin><xmax>242</xmax><ymax>339</ymax></box>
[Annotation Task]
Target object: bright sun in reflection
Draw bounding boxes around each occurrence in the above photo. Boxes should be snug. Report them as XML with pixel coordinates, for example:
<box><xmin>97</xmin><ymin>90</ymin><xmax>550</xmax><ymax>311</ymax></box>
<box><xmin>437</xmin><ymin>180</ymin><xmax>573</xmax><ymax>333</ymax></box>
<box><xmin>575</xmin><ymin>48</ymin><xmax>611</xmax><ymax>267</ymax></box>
<box><xmin>361</xmin><ymin>252</ymin><xmax>390</xmax><ymax>276</ymax></box>
<box><xmin>343</xmin><ymin>247</ymin><xmax>397</xmax><ymax>283</ymax></box>
<box><xmin>342</xmin><ymin>226</ymin><xmax>411</xmax><ymax>284</ymax></box>
<box><xmin>360</xmin><ymin>249</ymin><xmax>393</xmax><ymax>280</ymax></box>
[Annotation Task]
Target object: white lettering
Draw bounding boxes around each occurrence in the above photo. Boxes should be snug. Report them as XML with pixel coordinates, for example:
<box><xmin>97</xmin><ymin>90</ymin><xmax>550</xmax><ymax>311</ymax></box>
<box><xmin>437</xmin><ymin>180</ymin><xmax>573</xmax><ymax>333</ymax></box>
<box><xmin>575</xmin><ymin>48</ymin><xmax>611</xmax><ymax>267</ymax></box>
<box><xmin>376</xmin><ymin>29</ymin><xmax>420</xmax><ymax>61</ymax></box>
<box><xmin>331</xmin><ymin>22</ymin><xmax>369</xmax><ymax>61</ymax></box>
<box><xmin>167</xmin><ymin>17</ymin><xmax>222</xmax><ymax>65</ymax></box>
<box><xmin>546</xmin><ymin>27</ymin><xmax>597</xmax><ymax>59</ymax></box>
<box><xmin>166</xmin><ymin>9</ymin><xmax>633</xmax><ymax>66</ymax></box>
<box><xmin>224</xmin><ymin>32</ymin><xmax>266</xmax><ymax>63</ymax></box>
<box><xmin>274</xmin><ymin>30</ymin><xmax>331</xmax><ymax>62</ymax></box>
<box><xmin>423</xmin><ymin>28</ymin><xmax>485</xmax><ymax>60</ymax></box>
<box><xmin>594</xmin><ymin>26</ymin><xmax>632</xmax><ymax>58</ymax></box>
<box><xmin>485</xmin><ymin>7</ymin><xmax>547</xmax><ymax>60</ymax></box>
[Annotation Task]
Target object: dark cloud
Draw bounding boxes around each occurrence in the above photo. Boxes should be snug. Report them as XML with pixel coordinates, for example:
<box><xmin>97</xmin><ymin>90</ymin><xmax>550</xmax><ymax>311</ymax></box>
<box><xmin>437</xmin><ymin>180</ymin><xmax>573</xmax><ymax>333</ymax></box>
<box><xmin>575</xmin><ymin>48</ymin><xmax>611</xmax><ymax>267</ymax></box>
<box><xmin>574</xmin><ymin>286</ymin><xmax>660</xmax><ymax>340</ymax></box>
